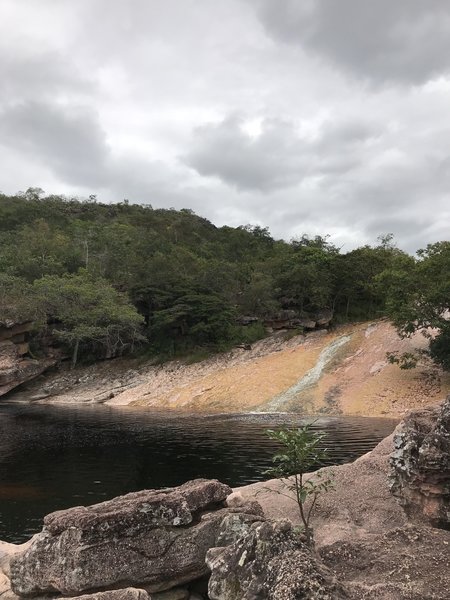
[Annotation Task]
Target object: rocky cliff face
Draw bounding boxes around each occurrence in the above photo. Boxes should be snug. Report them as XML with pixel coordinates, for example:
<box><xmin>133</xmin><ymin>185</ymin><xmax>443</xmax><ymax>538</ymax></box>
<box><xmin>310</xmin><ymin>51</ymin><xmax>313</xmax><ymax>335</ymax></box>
<box><xmin>0</xmin><ymin>321</ymin><xmax>56</xmax><ymax>397</ymax></box>
<box><xmin>390</xmin><ymin>395</ymin><xmax>450</xmax><ymax>528</ymax></box>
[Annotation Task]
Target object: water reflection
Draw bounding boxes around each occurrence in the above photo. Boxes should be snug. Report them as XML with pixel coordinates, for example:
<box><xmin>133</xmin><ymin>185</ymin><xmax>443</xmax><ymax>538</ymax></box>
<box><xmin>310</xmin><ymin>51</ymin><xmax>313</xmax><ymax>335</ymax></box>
<box><xmin>0</xmin><ymin>403</ymin><xmax>397</xmax><ymax>543</ymax></box>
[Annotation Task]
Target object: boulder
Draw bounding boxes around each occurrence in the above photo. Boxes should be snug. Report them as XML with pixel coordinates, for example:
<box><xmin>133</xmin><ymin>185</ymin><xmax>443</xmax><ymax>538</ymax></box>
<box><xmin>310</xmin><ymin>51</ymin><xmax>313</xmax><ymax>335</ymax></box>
<box><xmin>10</xmin><ymin>480</ymin><xmax>264</xmax><ymax>598</ymax></box>
<box><xmin>207</xmin><ymin>519</ymin><xmax>348</xmax><ymax>600</ymax></box>
<box><xmin>150</xmin><ymin>589</ymin><xmax>189</xmax><ymax>600</ymax></box>
<box><xmin>67</xmin><ymin>590</ymin><xmax>149</xmax><ymax>600</ymax></box>
<box><xmin>313</xmin><ymin>309</ymin><xmax>333</xmax><ymax>328</ymax></box>
<box><xmin>0</xmin><ymin>339</ymin><xmax>56</xmax><ymax>397</ymax></box>
<box><xmin>390</xmin><ymin>395</ymin><xmax>450</xmax><ymax>528</ymax></box>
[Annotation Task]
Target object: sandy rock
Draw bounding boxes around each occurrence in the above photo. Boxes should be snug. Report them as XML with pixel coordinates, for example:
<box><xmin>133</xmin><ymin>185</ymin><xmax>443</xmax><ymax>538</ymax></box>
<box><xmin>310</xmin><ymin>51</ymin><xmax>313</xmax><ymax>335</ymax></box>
<box><xmin>390</xmin><ymin>395</ymin><xmax>450</xmax><ymax>527</ymax></box>
<box><xmin>0</xmin><ymin>539</ymin><xmax>33</xmax><ymax>600</ymax></box>
<box><xmin>238</xmin><ymin>433</ymin><xmax>408</xmax><ymax>549</ymax></box>
<box><xmin>150</xmin><ymin>589</ymin><xmax>189</xmax><ymax>600</ymax></box>
<box><xmin>0</xmin><ymin>339</ymin><xmax>55</xmax><ymax>397</ymax></box>
<box><xmin>10</xmin><ymin>479</ymin><xmax>236</xmax><ymax>597</ymax></box>
<box><xmin>314</xmin><ymin>309</ymin><xmax>333</xmax><ymax>327</ymax></box>
<box><xmin>68</xmin><ymin>590</ymin><xmax>150</xmax><ymax>600</ymax></box>
<box><xmin>225</xmin><ymin>491</ymin><xmax>264</xmax><ymax>517</ymax></box>
<box><xmin>0</xmin><ymin>572</ymin><xmax>19</xmax><ymax>600</ymax></box>
<box><xmin>207</xmin><ymin>519</ymin><xmax>348</xmax><ymax>599</ymax></box>
<box><xmin>320</xmin><ymin>524</ymin><xmax>450</xmax><ymax>600</ymax></box>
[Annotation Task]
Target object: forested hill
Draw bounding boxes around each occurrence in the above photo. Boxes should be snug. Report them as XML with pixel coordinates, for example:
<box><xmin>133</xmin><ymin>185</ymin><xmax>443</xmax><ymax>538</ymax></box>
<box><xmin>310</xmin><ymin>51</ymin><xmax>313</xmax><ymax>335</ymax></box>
<box><xmin>1</xmin><ymin>188</ymin><xmax>447</xmax><ymax>368</ymax></box>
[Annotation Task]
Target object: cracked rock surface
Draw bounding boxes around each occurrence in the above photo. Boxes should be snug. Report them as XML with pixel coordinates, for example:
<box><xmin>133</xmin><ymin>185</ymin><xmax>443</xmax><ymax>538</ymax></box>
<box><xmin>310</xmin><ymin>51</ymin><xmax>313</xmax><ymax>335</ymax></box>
<box><xmin>390</xmin><ymin>395</ymin><xmax>450</xmax><ymax>527</ymax></box>
<box><xmin>207</xmin><ymin>519</ymin><xmax>348</xmax><ymax>600</ymax></box>
<box><xmin>9</xmin><ymin>479</ymin><xmax>261</xmax><ymax>597</ymax></box>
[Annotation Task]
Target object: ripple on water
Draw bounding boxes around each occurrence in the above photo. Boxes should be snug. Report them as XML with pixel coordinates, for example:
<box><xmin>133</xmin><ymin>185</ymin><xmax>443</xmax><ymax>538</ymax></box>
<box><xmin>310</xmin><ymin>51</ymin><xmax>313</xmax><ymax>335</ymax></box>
<box><xmin>0</xmin><ymin>403</ymin><xmax>396</xmax><ymax>543</ymax></box>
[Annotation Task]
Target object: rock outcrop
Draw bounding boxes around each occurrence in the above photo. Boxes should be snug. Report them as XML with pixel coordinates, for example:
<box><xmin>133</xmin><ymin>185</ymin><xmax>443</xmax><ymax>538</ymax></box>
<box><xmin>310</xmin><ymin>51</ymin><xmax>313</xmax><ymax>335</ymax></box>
<box><xmin>0</xmin><ymin>321</ymin><xmax>56</xmax><ymax>397</ymax></box>
<box><xmin>207</xmin><ymin>519</ymin><xmax>348</xmax><ymax>599</ymax></box>
<box><xmin>5</xmin><ymin>397</ymin><xmax>450</xmax><ymax>600</ymax></box>
<box><xmin>263</xmin><ymin>309</ymin><xmax>333</xmax><ymax>331</ymax></box>
<box><xmin>9</xmin><ymin>479</ymin><xmax>263</xmax><ymax>598</ymax></box>
<box><xmin>67</xmin><ymin>590</ymin><xmax>150</xmax><ymax>600</ymax></box>
<box><xmin>390</xmin><ymin>395</ymin><xmax>450</xmax><ymax>528</ymax></box>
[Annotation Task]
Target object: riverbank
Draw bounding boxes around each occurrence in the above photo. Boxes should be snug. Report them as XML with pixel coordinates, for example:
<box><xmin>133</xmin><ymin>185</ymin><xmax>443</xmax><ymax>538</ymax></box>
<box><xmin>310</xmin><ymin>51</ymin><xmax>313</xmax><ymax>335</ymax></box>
<box><xmin>1</xmin><ymin>397</ymin><xmax>449</xmax><ymax>599</ymax></box>
<box><xmin>236</xmin><ymin>431</ymin><xmax>450</xmax><ymax>598</ymax></box>
<box><xmin>0</xmin><ymin>403</ymin><xmax>396</xmax><ymax>544</ymax></box>
<box><xmin>7</xmin><ymin>320</ymin><xmax>450</xmax><ymax>418</ymax></box>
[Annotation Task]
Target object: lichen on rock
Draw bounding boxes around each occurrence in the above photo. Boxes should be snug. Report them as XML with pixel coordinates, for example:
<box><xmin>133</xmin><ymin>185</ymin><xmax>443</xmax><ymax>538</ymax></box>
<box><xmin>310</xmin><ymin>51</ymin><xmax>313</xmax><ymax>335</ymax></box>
<box><xmin>390</xmin><ymin>395</ymin><xmax>450</xmax><ymax>528</ymax></box>
<box><xmin>207</xmin><ymin>519</ymin><xmax>348</xmax><ymax>599</ymax></box>
<box><xmin>9</xmin><ymin>479</ymin><xmax>246</xmax><ymax>597</ymax></box>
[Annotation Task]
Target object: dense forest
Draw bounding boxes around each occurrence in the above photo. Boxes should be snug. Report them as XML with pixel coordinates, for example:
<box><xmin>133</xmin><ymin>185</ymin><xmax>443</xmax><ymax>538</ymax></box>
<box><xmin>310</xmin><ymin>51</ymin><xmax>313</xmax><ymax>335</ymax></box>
<box><xmin>1</xmin><ymin>188</ymin><xmax>449</xmax><ymax>369</ymax></box>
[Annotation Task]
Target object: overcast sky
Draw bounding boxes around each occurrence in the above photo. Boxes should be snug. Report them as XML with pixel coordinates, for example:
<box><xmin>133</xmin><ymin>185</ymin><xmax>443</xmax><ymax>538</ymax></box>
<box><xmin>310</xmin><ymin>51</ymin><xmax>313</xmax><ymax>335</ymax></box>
<box><xmin>1</xmin><ymin>0</ymin><xmax>450</xmax><ymax>252</ymax></box>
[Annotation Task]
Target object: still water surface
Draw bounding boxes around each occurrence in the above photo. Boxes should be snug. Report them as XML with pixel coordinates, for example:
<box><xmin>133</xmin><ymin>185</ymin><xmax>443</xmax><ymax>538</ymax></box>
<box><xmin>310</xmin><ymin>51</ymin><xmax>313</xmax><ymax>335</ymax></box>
<box><xmin>0</xmin><ymin>403</ymin><xmax>396</xmax><ymax>543</ymax></box>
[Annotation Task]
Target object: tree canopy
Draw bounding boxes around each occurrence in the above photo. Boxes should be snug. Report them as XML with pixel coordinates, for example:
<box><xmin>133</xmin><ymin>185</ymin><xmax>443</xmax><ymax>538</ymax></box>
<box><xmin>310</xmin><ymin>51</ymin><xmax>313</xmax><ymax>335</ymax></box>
<box><xmin>2</xmin><ymin>189</ymin><xmax>448</xmax><ymax>368</ymax></box>
<box><xmin>34</xmin><ymin>272</ymin><xmax>144</xmax><ymax>366</ymax></box>
<box><xmin>382</xmin><ymin>241</ymin><xmax>450</xmax><ymax>370</ymax></box>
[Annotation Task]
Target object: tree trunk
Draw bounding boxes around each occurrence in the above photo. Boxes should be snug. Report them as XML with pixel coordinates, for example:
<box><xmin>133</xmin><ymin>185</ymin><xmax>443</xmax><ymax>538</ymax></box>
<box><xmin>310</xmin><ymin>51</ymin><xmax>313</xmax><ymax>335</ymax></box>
<box><xmin>72</xmin><ymin>338</ymin><xmax>80</xmax><ymax>369</ymax></box>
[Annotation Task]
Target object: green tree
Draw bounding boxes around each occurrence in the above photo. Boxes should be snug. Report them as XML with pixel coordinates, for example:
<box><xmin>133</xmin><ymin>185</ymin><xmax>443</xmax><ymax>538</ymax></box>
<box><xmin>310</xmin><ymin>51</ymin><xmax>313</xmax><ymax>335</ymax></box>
<box><xmin>264</xmin><ymin>424</ymin><xmax>333</xmax><ymax>544</ymax></box>
<box><xmin>34</xmin><ymin>272</ymin><xmax>144</xmax><ymax>366</ymax></box>
<box><xmin>9</xmin><ymin>219</ymin><xmax>76</xmax><ymax>280</ymax></box>
<box><xmin>382</xmin><ymin>241</ymin><xmax>450</xmax><ymax>370</ymax></box>
<box><xmin>0</xmin><ymin>274</ymin><xmax>42</xmax><ymax>324</ymax></box>
<box><xmin>150</xmin><ymin>291</ymin><xmax>236</xmax><ymax>355</ymax></box>
<box><xmin>273</xmin><ymin>238</ymin><xmax>337</xmax><ymax>314</ymax></box>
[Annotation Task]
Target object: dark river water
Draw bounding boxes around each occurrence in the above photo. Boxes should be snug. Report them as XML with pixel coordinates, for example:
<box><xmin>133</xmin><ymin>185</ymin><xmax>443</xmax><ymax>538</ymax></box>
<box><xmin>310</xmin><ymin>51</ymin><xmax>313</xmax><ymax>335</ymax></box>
<box><xmin>0</xmin><ymin>403</ymin><xmax>397</xmax><ymax>543</ymax></box>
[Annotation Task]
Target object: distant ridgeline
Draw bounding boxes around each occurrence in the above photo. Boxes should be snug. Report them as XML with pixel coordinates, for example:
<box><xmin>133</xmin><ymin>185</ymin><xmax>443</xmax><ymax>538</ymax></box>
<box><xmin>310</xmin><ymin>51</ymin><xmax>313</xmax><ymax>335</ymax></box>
<box><xmin>1</xmin><ymin>188</ymin><xmax>449</xmax><ymax>372</ymax></box>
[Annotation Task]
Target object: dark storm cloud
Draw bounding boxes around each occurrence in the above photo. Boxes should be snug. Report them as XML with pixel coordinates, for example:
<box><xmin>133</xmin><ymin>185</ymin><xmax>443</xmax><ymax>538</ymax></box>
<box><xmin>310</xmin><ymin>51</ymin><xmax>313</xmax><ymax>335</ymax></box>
<box><xmin>255</xmin><ymin>0</ymin><xmax>450</xmax><ymax>84</ymax></box>
<box><xmin>0</xmin><ymin>101</ymin><xmax>110</xmax><ymax>187</ymax></box>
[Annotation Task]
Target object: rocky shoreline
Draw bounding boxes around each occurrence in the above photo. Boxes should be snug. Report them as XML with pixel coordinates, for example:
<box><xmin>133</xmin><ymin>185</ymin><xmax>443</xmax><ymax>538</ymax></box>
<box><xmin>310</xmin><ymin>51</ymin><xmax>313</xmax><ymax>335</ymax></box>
<box><xmin>1</xmin><ymin>396</ymin><xmax>449</xmax><ymax>599</ymax></box>
<box><xmin>5</xmin><ymin>321</ymin><xmax>450</xmax><ymax>419</ymax></box>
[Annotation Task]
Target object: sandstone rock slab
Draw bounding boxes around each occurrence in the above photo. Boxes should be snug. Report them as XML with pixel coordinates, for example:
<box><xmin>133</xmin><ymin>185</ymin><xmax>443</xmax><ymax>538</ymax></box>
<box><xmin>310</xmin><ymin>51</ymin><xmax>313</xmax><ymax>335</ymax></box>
<box><xmin>68</xmin><ymin>589</ymin><xmax>150</xmax><ymax>600</ymax></box>
<box><xmin>10</xmin><ymin>479</ymin><xmax>235</xmax><ymax>597</ymax></box>
<box><xmin>207</xmin><ymin>519</ymin><xmax>348</xmax><ymax>599</ymax></box>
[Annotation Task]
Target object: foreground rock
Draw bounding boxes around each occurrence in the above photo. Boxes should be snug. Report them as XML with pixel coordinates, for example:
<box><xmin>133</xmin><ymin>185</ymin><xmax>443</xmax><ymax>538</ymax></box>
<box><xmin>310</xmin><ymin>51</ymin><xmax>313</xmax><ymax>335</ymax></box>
<box><xmin>207</xmin><ymin>519</ymin><xmax>348</xmax><ymax>599</ymax></box>
<box><xmin>321</xmin><ymin>523</ymin><xmax>450</xmax><ymax>600</ymax></box>
<box><xmin>390</xmin><ymin>394</ymin><xmax>450</xmax><ymax>528</ymax></box>
<box><xmin>5</xmin><ymin>398</ymin><xmax>450</xmax><ymax>599</ymax></box>
<box><xmin>68</xmin><ymin>591</ymin><xmax>150</xmax><ymax>600</ymax></box>
<box><xmin>238</xmin><ymin>398</ymin><xmax>450</xmax><ymax>599</ymax></box>
<box><xmin>10</xmin><ymin>479</ymin><xmax>263</xmax><ymax>597</ymax></box>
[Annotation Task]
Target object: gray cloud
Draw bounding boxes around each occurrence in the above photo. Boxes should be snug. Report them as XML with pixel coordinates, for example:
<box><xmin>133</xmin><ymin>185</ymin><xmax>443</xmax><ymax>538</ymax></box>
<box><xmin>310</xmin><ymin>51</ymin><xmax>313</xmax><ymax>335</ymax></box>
<box><xmin>183</xmin><ymin>114</ymin><xmax>379</xmax><ymax>192</ymax></box>
<box><xmin>255</xmin><ymin>0</ymin><xmax>450</xmax><ymax>84</ymax></box>
<box><xmin>0</xmin><ymin>0</ymin><xmax>449</xmax><ymax>254</ymax></box>
<box><xmin>183</xmin><ymin>115</ymin><xmax>309</xmax><ymax>191</ymax></box>
<box><xmin>0</xmin><ymin>101</ymin><xmax>110</xmax><ymax>187</ymax></box>
<box><xmin>0</xmin><ymin>50</ymin><xmax>93</xmax><ymax>100</ymax></box>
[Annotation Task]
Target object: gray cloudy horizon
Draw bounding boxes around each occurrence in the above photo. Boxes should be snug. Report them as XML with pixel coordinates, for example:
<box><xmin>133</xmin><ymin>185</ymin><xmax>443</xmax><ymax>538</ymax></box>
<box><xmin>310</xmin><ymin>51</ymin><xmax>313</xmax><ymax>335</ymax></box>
<box><xmin>1</xmin><ymin>0</ymin><xmax>450</xmax><ymax>253</ymax></box>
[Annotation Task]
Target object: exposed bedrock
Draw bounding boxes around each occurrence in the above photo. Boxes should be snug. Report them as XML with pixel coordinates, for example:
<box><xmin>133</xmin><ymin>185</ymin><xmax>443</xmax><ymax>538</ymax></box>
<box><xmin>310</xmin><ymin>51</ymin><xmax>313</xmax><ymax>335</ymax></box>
<box><xmin>9</xmin><ymin>479</ymin><xmax>264</xmax><ymax>598</ymax></box>
<box><xmin>62</xmin><ymin>591</ymin><xmax>150</xmax><ymax>600</ymax></box>
<box><xmin>390</xmin><ymin>394</ymin><xmax>450</xmax><ymax>528</ymax></box>
<box><xmin>207</xmin><ymin>518</ymin><xmax>348</xmax><ymax>599</ymax></box>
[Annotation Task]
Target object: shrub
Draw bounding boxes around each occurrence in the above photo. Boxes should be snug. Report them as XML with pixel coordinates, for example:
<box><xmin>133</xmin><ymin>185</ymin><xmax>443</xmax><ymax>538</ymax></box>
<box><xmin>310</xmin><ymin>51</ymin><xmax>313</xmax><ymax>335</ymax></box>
<box><xmin>264</xmin><ymin>423</ymin><xmax>333</xmax><ymax>544</ymax></box>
